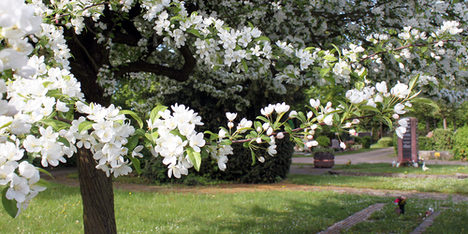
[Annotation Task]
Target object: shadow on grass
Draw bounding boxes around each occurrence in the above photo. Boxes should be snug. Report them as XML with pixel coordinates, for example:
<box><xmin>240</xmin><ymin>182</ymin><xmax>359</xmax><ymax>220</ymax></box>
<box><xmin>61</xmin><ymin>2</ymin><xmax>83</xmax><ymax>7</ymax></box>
<box><xmin>188</xmin><ymin>193</ymin><xmax>381</xmax><ymax>233</ymax></box>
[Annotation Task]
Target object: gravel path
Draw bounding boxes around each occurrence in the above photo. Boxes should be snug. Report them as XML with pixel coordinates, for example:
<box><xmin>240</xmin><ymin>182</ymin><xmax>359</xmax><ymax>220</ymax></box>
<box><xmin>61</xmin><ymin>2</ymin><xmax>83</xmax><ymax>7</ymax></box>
<box><xmin>293</xmin><ymin>147</ymin><xmax>468</xmax><ymax>165</ymax></box>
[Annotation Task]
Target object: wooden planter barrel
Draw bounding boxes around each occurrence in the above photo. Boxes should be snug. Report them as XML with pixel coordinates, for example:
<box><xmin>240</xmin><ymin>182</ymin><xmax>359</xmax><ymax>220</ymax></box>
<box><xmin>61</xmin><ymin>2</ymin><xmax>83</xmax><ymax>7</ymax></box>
<box><xmin>314</xmin><ymin>152</ymin><xmax>335</xmax><ymax>168</ymax></box>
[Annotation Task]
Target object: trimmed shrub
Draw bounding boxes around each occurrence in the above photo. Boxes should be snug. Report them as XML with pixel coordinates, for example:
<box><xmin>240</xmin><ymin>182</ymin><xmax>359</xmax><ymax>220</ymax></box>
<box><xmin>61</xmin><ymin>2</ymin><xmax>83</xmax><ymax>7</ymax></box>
<box><xmin>218</xmin><ymin>136</ymin><xmax>294</xmax><ymax>183</ymax></box>
<box><xmin>376</xmin><ymin>137</ymin><xmax>393</xmax><ymax>147</ymax></box>
<box><xmin>432</xmin><ymin>128</ymin><xmax>453</xmax><ymax>151</ymax></box>
<box><xmin>453</xmin><ymin>126</ymin><xmax>468</xmax><ymax>160</ymax></box>
<box><xmin>356</xmin><ymin>136</ymin><xmax>372</xmax><ymax>149</ymax></box>
<box><xmin>418</xmin><ymin>136</ymin><xmax>434</xmax><ymax>150</ymax></box>
<box><xmin>316</xmin><ymin>135</ymin><xmax>331</xmax><ymax>147</ymax></box>
<box><xmin>141</xmin><ymin>137</ymin><xmax>294</xmax><ymax>184</ymax></box>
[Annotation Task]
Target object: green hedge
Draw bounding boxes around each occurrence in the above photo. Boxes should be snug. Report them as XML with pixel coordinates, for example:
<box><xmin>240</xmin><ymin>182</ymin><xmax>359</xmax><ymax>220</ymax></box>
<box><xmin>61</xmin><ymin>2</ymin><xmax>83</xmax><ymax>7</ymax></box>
<box><xmin>356</xmin><ymin>136</ymin><xmax>372</xmax><ymax>149</ymax></box>
<box><xmin>141</xmin><ymin>137</ymin><xmax>294</xmax><ymax>184</ymax></box>
<box><xmin>432</xmin><ymin>128</ymin><xmax>454</xmax><ymax>151</ymax></box>
<box><xmin>418</xmin><ymin>136</ymin><xmax>434</xmax><ymax>150</ymax></box>
<box><xmin>218</xmin><ymin>136</ymin><xmax>294</xmax><ymax>183</ymax></box>
<box><xmin>316</xmin><ymin>135</ymin><xmax>331</xmax><ymax>147</ymax></box>
<box><xmin>376</xmin><ymin>137</ymin><xmax>393</xmax><ymax>147</ymax></box>
<box><xmin>453</xmin><ymin>126</ymin><xmax>468</xmax><ymax>160</ymax></box>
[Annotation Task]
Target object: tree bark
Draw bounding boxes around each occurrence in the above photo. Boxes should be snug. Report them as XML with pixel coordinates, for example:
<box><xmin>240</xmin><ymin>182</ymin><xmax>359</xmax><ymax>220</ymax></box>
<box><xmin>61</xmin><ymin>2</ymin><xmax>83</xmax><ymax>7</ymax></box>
<box><xmin>78</xmin><ymin>148</ymin><xmax>117</xmax><ymax>234</ymax></box>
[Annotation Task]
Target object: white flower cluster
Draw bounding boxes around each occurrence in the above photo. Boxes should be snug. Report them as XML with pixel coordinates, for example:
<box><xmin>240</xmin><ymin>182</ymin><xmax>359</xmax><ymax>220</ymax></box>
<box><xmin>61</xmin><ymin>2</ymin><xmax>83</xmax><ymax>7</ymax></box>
<box><xmin>0</xmin><ymin>0</ymin><xmax>41</xmax><ymax>76</ymax></box>
<box><xmin>0</xmin><ymin>139</ymin><xmax>45</xmax><ymax>217</ymax></box>
<box><xmin>395</xmin><ymin>118</ymin><xmax>409</xmax><ymax>139</ymax></box>
<box><xmin>147</xmin><ymin>104</ymin><xmax>206</xmax><ymax>178</ymax></box>
<box><xmin>75</xmin><ymin>102</ymin><xmax>137</xmax><ymax>178</ymax></box>
<box><xmin>437</xmin><ymin>21</ymin><xmax>463</xmax><ymax>36</ymax></box>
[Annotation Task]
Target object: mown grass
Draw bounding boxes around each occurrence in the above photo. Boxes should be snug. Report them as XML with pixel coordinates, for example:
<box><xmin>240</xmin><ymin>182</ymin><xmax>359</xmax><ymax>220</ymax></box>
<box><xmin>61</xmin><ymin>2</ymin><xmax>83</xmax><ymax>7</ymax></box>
<box><xmin>345</xmin><ymin>199</ymin><xmax>467</xmax><ymax>234</ymax></box>
<box><xmin>1</xmin><ymin>181</ymin><xmax>383</xmax><ymax>233</ymax></box>
<box><xmin>292</xmin><ymin>148</ymin><xmax>383</xmax><ymax>158</ymax></box>
<box><xmin>288</xmin><ymin>174</ymin><xmax>468</xmax><ymax>194</ymax></box>
<box><xmin>2</xmin><ymin>181</ymin><xmax>467</xmax><ymax>233</ymax></box>
<box><xmin>334</xmin><ymin>163</ymin><xmax>468</xmax><ymax>175</ymax></box>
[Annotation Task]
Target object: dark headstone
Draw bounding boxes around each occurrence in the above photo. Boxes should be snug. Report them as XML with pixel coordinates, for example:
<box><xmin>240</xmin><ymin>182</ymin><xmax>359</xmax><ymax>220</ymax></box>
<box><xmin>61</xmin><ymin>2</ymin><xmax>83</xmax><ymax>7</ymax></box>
<box><xmin>397</xmin><ymin>117</ymin><xmax>418</xmax><ymax>163</ymax></box>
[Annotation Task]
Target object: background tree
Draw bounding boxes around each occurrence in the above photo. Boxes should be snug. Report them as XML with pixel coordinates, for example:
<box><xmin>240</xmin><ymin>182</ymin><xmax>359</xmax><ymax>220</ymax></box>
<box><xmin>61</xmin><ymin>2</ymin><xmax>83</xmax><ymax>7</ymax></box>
<box><xmin>0</xmin><ymin>1</ymin><xmax>467</xmax><ymax>234</ymax></box>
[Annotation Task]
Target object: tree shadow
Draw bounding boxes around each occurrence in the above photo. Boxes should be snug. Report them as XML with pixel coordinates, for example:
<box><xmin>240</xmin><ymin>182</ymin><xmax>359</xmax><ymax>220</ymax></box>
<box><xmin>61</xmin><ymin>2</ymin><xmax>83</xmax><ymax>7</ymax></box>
<box><xmin>187</xmin><ymin>193</ymin><xmax>379</xmax><ymax>233</ymax></box>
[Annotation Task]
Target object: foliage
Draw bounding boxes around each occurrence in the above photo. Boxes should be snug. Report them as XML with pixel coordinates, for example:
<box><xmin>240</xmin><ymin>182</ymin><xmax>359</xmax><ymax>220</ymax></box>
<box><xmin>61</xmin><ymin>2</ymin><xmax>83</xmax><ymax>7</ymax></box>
<box><xmin>374</xmin><ymin>137</ymin><xmax>394</xmax><ymax>148</ymax></box>
<box><xmin>218</xmin><ymin>137</ymin><xmax>294</xmax><ymax>183</ymax></box>
<box><xmin>355</xmin><ymin>136</ymin><xmax>372</xmax><ymax>149</ymax></box>
<box><xmin>315</xmin><ymin>135</ymin><xmax>331</xmax><ymax>148</ymax></box>
<box><xmin>453</xmin><ymin>126</ymin><xmax>468</xmax><ymax>160</ymax></box>
<box><xmin>418</xmin><ymin>137</ymin><xmax>434</xmax><ymax>151</ymax></box>
<box><xmin>1</xmin><ymin>0</ymin><xmax>468</xmax><ymax>230</ymax></box>
<box><xmin>432</xmin><ymin>128</ymin><xmax>454</xmax><ymax>151</ymax></box>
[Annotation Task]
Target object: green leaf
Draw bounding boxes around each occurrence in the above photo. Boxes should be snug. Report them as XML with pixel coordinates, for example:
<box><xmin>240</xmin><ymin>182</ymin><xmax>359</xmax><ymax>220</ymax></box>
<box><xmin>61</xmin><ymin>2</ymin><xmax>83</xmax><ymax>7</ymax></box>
<box><xmin>408</xmin><ymin>74</ymin><xmax>420</xmax><ymax>91</ymax></box>
<box><xmin>119</xmin><ymin>110</ymin><xmax>143</xmax><ymax>129</ymax></box>
<box><xmin>39</xmin><ymin>119</ymin><xmax>71</xmax><ymax>131</ymax></box>
<box><xmin>129</xmin><ymin>156</ymin><xmax>141</xmax><ymax>174</ymax></box>
<box><xmin>187</xmin><ymin>148</ymin><xmax>201</xmax><ymax>171</ymax></box>
<box><xmin>134</xmin><ymin>128</ymin><xmax>146</xmax><ymax>137</ymax></box>
<box><xmin>382</xmin><ymin>116</ymin><xmax>393</xmax><ymax>129</ymax></box>
<box><xmin>145</xmin><ymin>133</ymin><xmax>155</xmax><ymax>144</ymax></box>
<box><xmin>46</xmin><ymin>89</ymin><xmax>63</xmax><ymax>98</ymax></box>
<box><xmin>150</xmin><ymin>105</ymin><xmax>168</xmax><ymax>122</ymax></box>
<box><xmin>360</xmin><ymin>105</ymin><xmax>381</xmax><ymax>113</ymax></box>
<box><xmin>2</xmin><ymin>187</ymin><xmax>18</xmax><ymax>218</ymax></box>
<box><xmin>78</xmin><ymin>120</ymin><xmax>94</xmax><ymax>133</ymax></box>
<box><xmin>320</xmin><ymin>67</ymin><xmax>331</xmax><ymax>78</ymax></box>
<box><xmin>323</xmin><ymin>55</ymin><xmax>337</xmax><ymax>62</ymax></box>
<box><xmin>421</xmin><ymin>46</ymin><xmax>428</xmax><ymax>53</ymax></box>
<box><xmin>297</xmin><ymin>111</ymin><xmax>307</xmax><ymax>123</ymax></box>
<box><xmin>354</xmin><ymin>81</ymin><xmax>365</xmax><ymax>90</ymax></box>
<box><xmin>256</xmin><ymin>116</ymin><xmax>269</xmax><ymax>123</ymax></box>
<box><xmin>241</xmin><ymin>59</ymin><xmax>248</xmax><ymax>72</ymax></box>
<box><xmin>0</xmin><ymin>121</ymin><xmax>12</xmax><ymax>130</ymax></box>
<box><xmin>57</xmin><ymin>136</ymin><xmax>70</xmax><ymax>147</ymax></box>
<box><xmin>250</xmin><ymin>148</ymin><xmax>256</xmax><ymax>166</ymax></box>
<box><xmin>125</xmin><ymin>135</ymin><xmax>139</xmax><ymax>152</ymax></box>
<box><xmin>254</xmin><ymin>36</ymin><xmax>270</xmax><ymax>42</ymax></box>
<box><xmin>38</xmin><ymin>168</ymin><xmax>54</xmax><ymax>179</ymax></box>
<box><xmin>42</xmin><ymin>81</ymin><xmax>54</xmax><ymax>88</ymax></box>
<box><xmin>254</xmin><ymin>121</ymin><xmax>262</xmax><ymax>131</ymax></box>
<box><xmin>187</xmin><ymin>28</ymin><xmax>202</xmax><ymax>38</ymax></box>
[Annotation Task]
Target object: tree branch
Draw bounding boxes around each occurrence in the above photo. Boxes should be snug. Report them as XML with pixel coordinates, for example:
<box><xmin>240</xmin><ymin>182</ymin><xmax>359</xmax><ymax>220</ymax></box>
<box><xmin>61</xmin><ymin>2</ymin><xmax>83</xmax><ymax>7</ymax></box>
<box><xmin>114</xmin><ymin>45</ymin><xmax>196</xmax><ymax>82</ymax></box>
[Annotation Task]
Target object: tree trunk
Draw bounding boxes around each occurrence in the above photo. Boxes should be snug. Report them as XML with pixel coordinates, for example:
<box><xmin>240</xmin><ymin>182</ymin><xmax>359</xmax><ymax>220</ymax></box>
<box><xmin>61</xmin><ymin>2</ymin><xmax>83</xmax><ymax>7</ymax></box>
<box><xmin>78</xmin><ymin>148</ymin><xmax>117</xmax><ymax>234</ymax></box>
<box><xmin>64</xmin><ymin>19</ymin><xmax>115</xmax><ymax>233</ymax></box>
<box><xmin>443</xmin><ymin>118</ymin><xmax>447</xmax><ymax>129</ymax></box>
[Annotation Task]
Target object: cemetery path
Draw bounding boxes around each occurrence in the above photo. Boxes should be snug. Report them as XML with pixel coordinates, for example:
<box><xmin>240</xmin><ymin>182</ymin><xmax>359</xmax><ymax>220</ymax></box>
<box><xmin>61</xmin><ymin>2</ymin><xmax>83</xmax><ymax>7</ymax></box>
<box><xmin>47</xmin><ymin>168</ymin><xmax>468</xmax><ymax>203</ymax></box>
<box><xmin>292</xmin><ymin>147</ymin><xmax>468</xmax><ymax>165</ymax></box>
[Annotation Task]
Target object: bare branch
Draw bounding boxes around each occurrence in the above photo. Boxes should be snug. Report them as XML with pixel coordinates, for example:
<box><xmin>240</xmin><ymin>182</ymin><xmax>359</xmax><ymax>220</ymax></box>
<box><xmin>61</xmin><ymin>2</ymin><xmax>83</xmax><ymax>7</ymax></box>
<box><xmin>114</xmin><ymin>45</ymin><xmax>197</xmax><ymax>82</ymax></box>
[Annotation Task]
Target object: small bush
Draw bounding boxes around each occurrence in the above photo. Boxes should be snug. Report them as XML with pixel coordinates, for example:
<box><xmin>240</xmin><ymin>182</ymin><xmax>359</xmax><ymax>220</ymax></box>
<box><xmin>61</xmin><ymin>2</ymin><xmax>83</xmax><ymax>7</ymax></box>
<box><xmin>356</xmin><ymin>136</ymin><xmax>372</xmax><ymax>149</ymax></box>
<box><xmin>376</xmin><ymin>137</ymin><xmax>393</xmax><ymax>147</ymax></box>
<box><xmin>316</xmin><ymin>135</ymin><xmax>331</xmax><ymax>147</ymax></box>
<box><xmin>432</xmin><ymin>128</ymin><xmax>453</xmax><ymax>151</ymax></box>
<box><xmin>141</xmin><ymin>137</ymin><xmax>294</xmax><ymax>184</ymax></box>
<box><xmin>418</xmin><ymin>137</ymin><xmax>434</xmax><ymax>150</ymax></box>
<box><xmin>219</xmin><ymin>136</ymin><xmax>294</xmax><ymax>183</ymax></box>
<box><xmin>453</xmin><ymin>126</ymin><xmax>468</xmax><ymax>160</ymax></box>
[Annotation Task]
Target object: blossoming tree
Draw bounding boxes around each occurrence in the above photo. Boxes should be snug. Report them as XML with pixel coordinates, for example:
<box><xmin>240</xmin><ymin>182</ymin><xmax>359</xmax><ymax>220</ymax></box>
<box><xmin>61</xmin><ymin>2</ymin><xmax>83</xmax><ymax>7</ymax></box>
<box><xmin>0</xmin><ymin>0</ymin><xmax>466</xmax><ymax>233</ymax></box>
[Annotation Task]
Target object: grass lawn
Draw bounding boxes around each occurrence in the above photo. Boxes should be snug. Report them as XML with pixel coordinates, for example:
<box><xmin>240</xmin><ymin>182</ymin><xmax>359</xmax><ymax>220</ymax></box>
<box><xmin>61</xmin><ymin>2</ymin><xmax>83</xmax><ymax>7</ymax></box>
<box><xmin>293</xmin><ymin>148</ymin><xmax>382</xmax><ymax>157</ymax></box>
<box><xmin>333</xmin><ymin>163</ymin><xmax>468</xmax><ymax>175</ymax></box>
<box><xmin>0</xmin><ymin>181</ymin><xmax>380</xmax><ymax>233</ymax></box>
<box><xmin>1</xmin><ymin>181</ymin><xmax>467</xmax><ymax>233</ymax></box>
<box><xmin>288</xmin><ymin>174</ymin><xmax>468</xmax><ymax>194</ymax></box>
<box><xmin>345</xmin><ymin>200</ymin><xmax>468</xmax><ymax>234</ymax></box>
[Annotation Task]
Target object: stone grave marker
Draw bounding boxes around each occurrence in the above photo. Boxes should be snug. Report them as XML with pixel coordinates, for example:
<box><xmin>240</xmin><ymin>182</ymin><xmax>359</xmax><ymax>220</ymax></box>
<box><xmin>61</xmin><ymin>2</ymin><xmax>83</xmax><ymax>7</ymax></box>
<box><xmin>397</xmin><ymin>117</ymin><xmax>418</xmax><ymax>163</ymax></box>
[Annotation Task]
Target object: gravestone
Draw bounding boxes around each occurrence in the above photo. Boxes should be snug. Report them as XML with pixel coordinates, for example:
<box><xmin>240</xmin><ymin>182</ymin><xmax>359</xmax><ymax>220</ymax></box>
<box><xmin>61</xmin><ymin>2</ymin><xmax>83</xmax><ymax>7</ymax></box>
<box><xmin>397</xmin><ymin>117</ymin><xmax>418</xmax><ymax>163</ymax></box>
